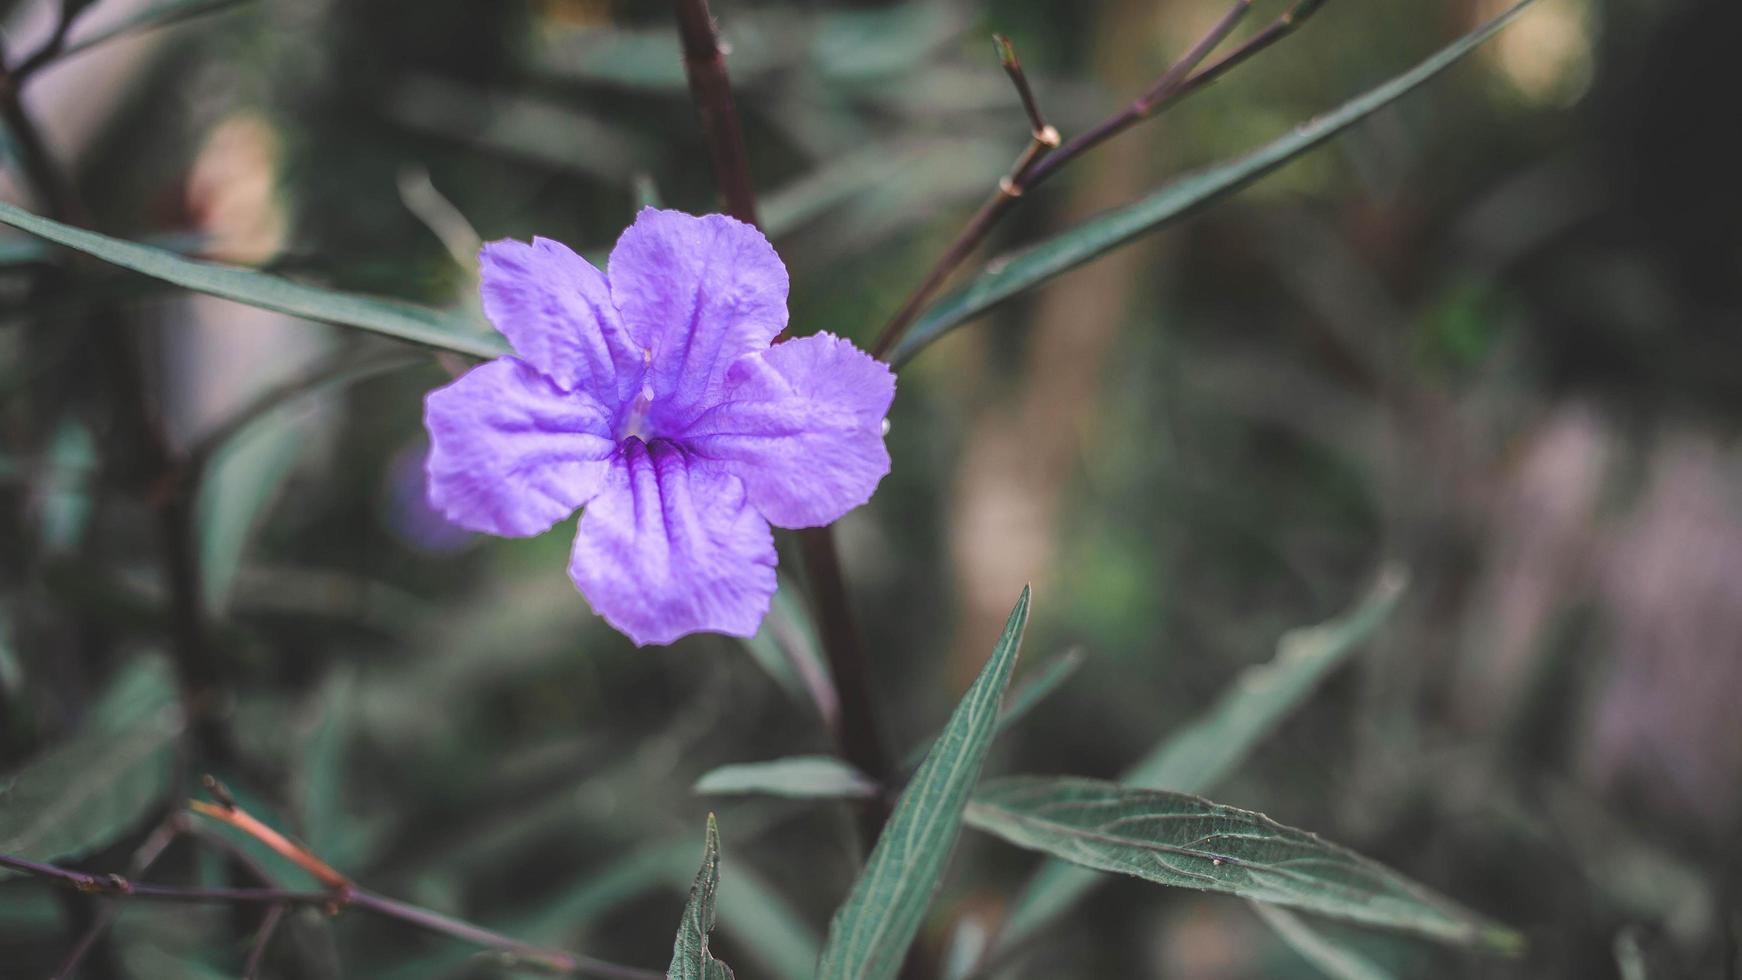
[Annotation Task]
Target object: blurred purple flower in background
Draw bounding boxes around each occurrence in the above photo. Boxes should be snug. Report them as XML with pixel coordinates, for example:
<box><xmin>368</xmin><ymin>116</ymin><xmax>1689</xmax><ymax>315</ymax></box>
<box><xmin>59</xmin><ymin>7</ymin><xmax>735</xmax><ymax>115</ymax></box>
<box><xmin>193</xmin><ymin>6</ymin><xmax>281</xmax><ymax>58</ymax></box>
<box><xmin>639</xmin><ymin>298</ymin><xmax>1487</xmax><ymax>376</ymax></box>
<box><xmin>424</xmin><ymin>209</ymin><xmax>895</xmax><ymax>645</ymax></box>
<box><xmin>382</xmin><ymin>436</ymin><xmax>478</xmax><ymax>555</ymax></box>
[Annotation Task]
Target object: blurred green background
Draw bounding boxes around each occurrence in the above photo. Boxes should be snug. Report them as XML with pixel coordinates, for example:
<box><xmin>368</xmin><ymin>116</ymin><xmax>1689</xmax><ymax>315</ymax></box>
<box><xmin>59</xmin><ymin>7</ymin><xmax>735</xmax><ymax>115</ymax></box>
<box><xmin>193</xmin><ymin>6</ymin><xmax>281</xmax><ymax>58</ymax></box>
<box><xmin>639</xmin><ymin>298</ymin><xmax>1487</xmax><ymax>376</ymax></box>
<box><xmin>1</xmin><ymin>0</ymin><xmax>1738</xmax><ymax>977</ymax></box>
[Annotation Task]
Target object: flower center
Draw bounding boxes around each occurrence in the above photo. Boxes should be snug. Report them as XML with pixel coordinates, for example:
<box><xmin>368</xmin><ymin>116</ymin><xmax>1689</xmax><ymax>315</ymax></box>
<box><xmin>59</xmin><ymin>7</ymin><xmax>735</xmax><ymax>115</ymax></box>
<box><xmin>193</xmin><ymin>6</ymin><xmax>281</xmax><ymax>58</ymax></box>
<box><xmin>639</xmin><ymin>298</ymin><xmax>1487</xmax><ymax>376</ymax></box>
<box><xmin>618</xmin><ymin>380</ymin><xmax>657</xmax><ymax>442</ymax></box>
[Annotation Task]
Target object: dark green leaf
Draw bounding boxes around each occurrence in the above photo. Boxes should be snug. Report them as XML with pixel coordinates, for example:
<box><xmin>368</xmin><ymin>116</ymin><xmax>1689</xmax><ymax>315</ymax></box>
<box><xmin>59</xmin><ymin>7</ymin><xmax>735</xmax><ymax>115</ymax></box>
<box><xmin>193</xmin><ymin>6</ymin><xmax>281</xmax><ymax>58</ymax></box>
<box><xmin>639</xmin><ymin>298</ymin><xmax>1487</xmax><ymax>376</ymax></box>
<box><xmin>0</xmin><ymin>657</ymin><xmax>182</xmax><ymax>865</ymax></box>
<box><xmin>1613</xmin><ymin>926</ymin><xmax>1648</xmax><ymax>980</ymax></box>
<box><xmin>197</xmin><ymin>384</ymin><xmax>304</xmax><ymax>612</ymax></box>
<box><xmin>695</xmin><ymin>756</ymin><xmax>877</xmax><ymax>800</ymax></box>
<box><xmin>817</xmin><ymin>587</ymin><xmax>1031</xmax><ymax>980</ymax></box>
<box><xmin>301</xmin><ymin>667</ymin><xmax>370</xmax><ymax>866</ymax></box>
<box><xmin>713</xmin><ymin>865</ymin><xmax>822</xmax><ymax>980</ymax></box>
<box><xmin>1126</xmin><ymin>570</ymin><xmax>1406</xmax><ymax>794</ymax></box>
<box><xmin>737</xmin><ymin>577</ymin><xmax>835</xmax><ymax>725</ymax></box>
<box><xmin>1253</xmin><ymin>903</ymin><xmax>1398</xmax><ymax>980</ymax></box>
<box><xmin>997</xmin><ymin>571</ymin><xmax>1406</xmax><ymax>947</ymax></box>
<box><xmin>0</xmin><ymin>200</ymin><xmax>502</xmax><ymax>358</ymax></box>
<box><xmin>967</xmin><ymin>776</ymin><xmax>1521</xmax><ymax>952</ymax></box>
<box><xmin>668</xmin><ymin>814</ymin><xmax>736</xmax><ymax>980</ymax></box>
<box><xmin>889</xmin><ymin>0</ymin><xmax>1543</xmax><ymax>367</ymax></box>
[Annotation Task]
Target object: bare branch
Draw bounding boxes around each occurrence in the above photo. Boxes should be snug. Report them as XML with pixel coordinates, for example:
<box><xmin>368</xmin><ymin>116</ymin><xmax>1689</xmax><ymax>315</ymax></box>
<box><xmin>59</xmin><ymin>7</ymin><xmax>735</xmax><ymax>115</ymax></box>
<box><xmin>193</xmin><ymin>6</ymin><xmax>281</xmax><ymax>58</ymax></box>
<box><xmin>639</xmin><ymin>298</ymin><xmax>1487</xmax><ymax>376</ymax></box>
<box><xmin>871</xmin><ymin>0</ymin><xmax>1329</xmax><ymax>363</ymax></box>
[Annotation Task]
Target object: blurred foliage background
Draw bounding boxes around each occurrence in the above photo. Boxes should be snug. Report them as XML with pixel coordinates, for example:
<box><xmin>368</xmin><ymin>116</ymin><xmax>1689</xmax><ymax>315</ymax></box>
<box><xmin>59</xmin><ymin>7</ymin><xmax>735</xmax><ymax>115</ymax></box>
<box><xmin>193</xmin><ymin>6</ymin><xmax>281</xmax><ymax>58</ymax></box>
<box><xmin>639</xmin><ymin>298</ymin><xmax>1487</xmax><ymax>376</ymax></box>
<box><xmin>0</xmin><ymin>0</ymin><xmax>1738</xmax><ymax>977</ymax></box>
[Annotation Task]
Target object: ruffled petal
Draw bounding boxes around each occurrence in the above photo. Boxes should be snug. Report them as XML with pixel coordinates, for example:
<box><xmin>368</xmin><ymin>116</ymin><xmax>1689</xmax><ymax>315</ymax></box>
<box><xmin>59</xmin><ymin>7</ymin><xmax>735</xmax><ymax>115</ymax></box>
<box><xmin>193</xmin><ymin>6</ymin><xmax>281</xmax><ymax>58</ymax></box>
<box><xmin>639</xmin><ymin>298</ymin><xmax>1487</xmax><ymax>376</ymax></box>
<box><xmin>569</xmin><ymin>439</ymin><xmax>777</xmax><ymax>646</ymax></box>
<box><xmin>480</xmin><ymin>237</ymin><xmax>645</xmax><ymax>407</ymax></box>
<box><xmin>681</xmin><ymin>333</ymin><xmax>894</xmax><ymax>528</ymax></box>
<box><xmin>425</xmin><ymin>357</ymin><xmax>617</xmax><ymax>536</ymax></box>
<box><xmin>607</xmin><ymin>209</ymin><xmax>788</xmax><ymax>426</ymax></box>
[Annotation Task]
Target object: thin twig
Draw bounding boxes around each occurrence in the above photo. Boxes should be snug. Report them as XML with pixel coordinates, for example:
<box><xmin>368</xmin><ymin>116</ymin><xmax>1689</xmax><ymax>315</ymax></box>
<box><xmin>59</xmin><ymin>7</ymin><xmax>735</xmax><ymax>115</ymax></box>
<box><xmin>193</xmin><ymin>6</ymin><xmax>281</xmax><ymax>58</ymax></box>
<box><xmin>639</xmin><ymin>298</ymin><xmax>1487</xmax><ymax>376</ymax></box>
<box><xmin>993</xmin><ymin>35</ymin><xmax>1057</xmax><ymax>152</ymax></box>
<box><xmin>240</xmin><ymin>902</ymin><xmax>287</xmax><ymax>980</ymax></box>
<box><xmin>1171</xmin><ymin>0</ymin><xmax>1326</xmax><ymax>102</ymax></box>
<box><xmin>0</xmin><ymin>846</ymin><xmax>663</xmax><ymax>980</ymax></box>
<box><xmin>871</xmin><ymin>32</ymin><xmax>1062</xmax><ymax>360</ymax></box>
<box><xmin>0</xmin><ymin>852</ymin><xmax>330</xmax><ymax>904</ymax></box>
<box><xmin>50</xmin><ymin>817</ymin><xmax>183</xmax><ymax>979</ymax></box>
<box><xmin>870</xmin><ymin>0</ymin><xmax>1329</xmax><ymax>362</ymax></box>
<box><xmin>9</xmin><ymin>0</ymin><xmax>93</xmax><ymax>86</ymax></box>
<box><xmin>1023</xmin><ymin>0</ymin><xmax>1269</xmax><ymax>189</ymax></box>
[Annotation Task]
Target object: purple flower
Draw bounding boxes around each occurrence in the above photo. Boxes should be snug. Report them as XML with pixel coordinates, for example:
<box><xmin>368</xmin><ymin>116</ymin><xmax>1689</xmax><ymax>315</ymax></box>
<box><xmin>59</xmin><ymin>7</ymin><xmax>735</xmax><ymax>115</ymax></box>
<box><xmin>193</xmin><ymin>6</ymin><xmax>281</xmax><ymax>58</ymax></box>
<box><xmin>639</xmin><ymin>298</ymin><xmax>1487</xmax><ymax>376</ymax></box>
<box><xmin>423</xmin><ymin>209</ymin><xmax>895</xmax><ymax>646</ymax></box>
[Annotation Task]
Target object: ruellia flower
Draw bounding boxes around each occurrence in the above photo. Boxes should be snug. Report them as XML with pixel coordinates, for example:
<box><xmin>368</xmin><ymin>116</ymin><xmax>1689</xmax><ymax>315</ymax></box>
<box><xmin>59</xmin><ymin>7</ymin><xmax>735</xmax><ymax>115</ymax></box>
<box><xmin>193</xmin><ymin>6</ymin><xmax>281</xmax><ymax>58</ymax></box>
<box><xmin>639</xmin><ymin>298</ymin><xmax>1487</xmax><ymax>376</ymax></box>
<box><xmin>423</xmin><ymin>208</ymin><xmax>895</xmax><ymax>646</ymax></box>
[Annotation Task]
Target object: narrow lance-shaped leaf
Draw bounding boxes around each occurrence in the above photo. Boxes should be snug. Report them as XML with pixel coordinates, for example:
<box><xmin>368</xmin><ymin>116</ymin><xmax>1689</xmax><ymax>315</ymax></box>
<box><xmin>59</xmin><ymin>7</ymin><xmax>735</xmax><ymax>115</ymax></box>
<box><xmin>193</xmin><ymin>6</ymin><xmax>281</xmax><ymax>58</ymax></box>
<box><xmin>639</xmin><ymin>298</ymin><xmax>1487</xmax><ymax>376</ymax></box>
<box><xmin>889</xmin><ymin>0</ymin><xmax>1543</xmax><ymax>367</ymax></box>
<box><xmin>967</xmin><ymin>776</ymin><xmax>1523</xmax><ymax>952</ymax></box>
<box><xmin>1252</xmin><ymin>903</ymin><xmax>1399</xmax><ymax>980</ymax></box>
<box><xmin>0</xmin><ymin>656</ymin><xmax>183</xmax><ymax>867</ymax></box>
<box><xmin>668</xmin><ymin>814</ymin><xmax>735</xmax><ymax>980</ymax></box>
<box><xmin>0</xmin><ymin>200</ymin><xmax>504</xmax><ymax>359</ymax></box>
<box><xmin>737</xmin><ymin>577</ymin><xmax>837</xmax><ymax>727</ymax></box>
<box><xmin>713</xmin><ymin>864</ymin><xmax>824</xmax><ymax>980</ymax></box>
<box><xmin>996</xmin><ymin>570</ymin><xmax>1406</xmax><ymax>948</ymax></box>
<box><xmin>705</xmin><ymin>645</ymin><xmax>1083</xmax><ymax>806</ymax></box>
<box><xmin>694</xmin><ymin>756</ymin><xmax>878</xmax><ymax>801</ymax></box>
<box><xmin>816</xmin><ymin>586</ymin><xmax>1031</xmax><ymax>980</ymax></box>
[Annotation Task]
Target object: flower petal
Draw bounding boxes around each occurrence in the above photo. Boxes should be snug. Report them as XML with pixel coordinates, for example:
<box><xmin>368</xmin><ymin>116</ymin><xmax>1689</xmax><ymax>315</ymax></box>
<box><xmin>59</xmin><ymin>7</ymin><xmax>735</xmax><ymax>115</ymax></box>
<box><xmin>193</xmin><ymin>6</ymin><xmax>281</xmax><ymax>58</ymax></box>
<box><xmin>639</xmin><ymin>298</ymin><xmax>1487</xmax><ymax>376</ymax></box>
<box><xmin>480</xmin><ymin>237</ymin><xmax>644</xmax><ymax>406</ymax></box>
<box><xmin>607</xmin><ymin>209</ymin><xmax>788</xmax><ymax>425</ymax></box>
<box><xmin>569</xmin><ymin>439</ymin><xmax>776</xmax><ymax>646</ymax></box>
<box><xmin>682</xmin><ymin>333</ymin><xmax>894</xmax><ymax>528</ymax></box>
<box><xmin>425</xmin><ymin>357</ymin><xmax>617</xmax><ymax>536</ymax></box>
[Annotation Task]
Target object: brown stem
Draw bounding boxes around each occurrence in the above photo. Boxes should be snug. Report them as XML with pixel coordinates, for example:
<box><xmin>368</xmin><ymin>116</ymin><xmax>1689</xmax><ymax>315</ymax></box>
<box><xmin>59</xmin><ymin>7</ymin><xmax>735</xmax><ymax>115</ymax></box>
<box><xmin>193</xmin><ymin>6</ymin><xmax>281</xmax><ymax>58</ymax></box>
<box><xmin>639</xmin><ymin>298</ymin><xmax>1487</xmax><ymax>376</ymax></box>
<box><xmin>675</xmin><ymin>0</ymin><xmax>758</xmax><ymax>225</ymax></box>
<box><xmin>799</xmin><ymin>526</ymin><xmax>895</xmax><ymax>829</ymax></box>
<box><xmin>871</xmin><ymin>0</ymin><xmax>1328</xmax><ymax>363</ymax></box>
<box><xmin>672</xmin><ymin>0</ymin><xmax>896</xmax><ymax>845</ymax></box>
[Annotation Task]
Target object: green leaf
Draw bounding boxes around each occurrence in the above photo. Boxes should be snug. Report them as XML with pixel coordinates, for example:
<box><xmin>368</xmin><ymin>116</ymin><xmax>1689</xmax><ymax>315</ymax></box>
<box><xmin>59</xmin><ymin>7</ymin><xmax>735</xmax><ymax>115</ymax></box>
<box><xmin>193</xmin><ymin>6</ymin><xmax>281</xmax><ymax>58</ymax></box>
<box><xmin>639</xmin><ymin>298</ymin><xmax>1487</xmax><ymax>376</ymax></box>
<box><xmin>695</xmin><ymin>756</ymin><xmax>877</xmax><ymax>801</ymax></box>
<box><xmin>966</xmin><ymin>776</ymin><xmax>1521</xmax><ymax>952</ymax></box>
<box><xmin>197</xmin><ymin>385</ymin><xmax>303</xmax><ymax>612</ymax></box>
<box><xmin>1613</xmin><ymin>926</ymin><xmax>1648</xmax><ymax>980</ymax></box>
<box><xmin>1253</xmin><ymin>903</ymin><xmax>1398</xmax><ymax>980</ymax></box>
<box><xmin>1126</xmin><ymin>570</ymin><xmax>1406</xmax><ymax>794</ymax></box>
<box><xmin>0</xmin><ymin>200</ymin><xmax>502</xmax><ymax>359</ymax></box>
<box><xmin>0</xmin><ymin>656</ymin><xmax>182</xmax><ymax>865</ymax></box>
<box><xmin>668</xmin><ymin>814</ymin><xmax>736</xmax><ymax>980</ymax></box>
<box><xmin>817</xmin><ymin>586</ymin><xmax>1031</xmax><ymax>980</ymax></box>
<box><xmin>888</xmin><ymin>0</ymin><xmax>1543</xmax><ymax>367</ymax></box>
<box><xmin>997</xmin><ymin>571</ymin><xmax>1406</xmax><ymax>947</ymax></box>
<box><xmin>713</xmin><ymin>865</ymin><xmax>823</xmax><ymax>980</ymax></box>
<box><xmin>737</xmin><ymin>577</ymin><xmax>835</xmax><ymax>725</ymax></box>
<box><xmin>901</xmin><ymin>646</ymin><xmax>1086</xmax><ymax>772</ymax></box>
<box><xmin>300</xmin><ymin>666</ymin><xmax>369</xmax><ymax>865</ymax></box>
